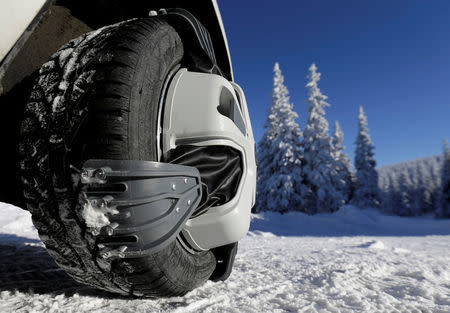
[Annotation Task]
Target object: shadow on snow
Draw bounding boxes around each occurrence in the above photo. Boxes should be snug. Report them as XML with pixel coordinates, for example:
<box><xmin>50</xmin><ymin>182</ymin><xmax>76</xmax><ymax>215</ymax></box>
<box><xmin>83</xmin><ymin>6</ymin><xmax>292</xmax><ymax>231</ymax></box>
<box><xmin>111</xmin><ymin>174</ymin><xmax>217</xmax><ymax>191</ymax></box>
<box><xmin>0</xmin><ymin>234</ymin><xmax>122</xmax><ymax>298</ymax></box>
<box><xmin>249</xmin><ymin>206</ymin><xmax>450</xmax><ymax>237</ymax></box>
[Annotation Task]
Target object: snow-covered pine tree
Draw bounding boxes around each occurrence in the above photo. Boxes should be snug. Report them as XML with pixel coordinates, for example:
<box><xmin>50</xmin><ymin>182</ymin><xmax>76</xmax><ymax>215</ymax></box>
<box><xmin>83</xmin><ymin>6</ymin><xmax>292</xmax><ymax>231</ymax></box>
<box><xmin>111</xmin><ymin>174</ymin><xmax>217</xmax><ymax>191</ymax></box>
<box><xmin>397</xmin><ymin>170</ymin><xmax>412</xmax><ymax>216</ymax></box>
<box><xmin>437</xmin><ymin>139</ymin><xmax>450</xmax><ymax>218</ymax></box>
<box><xmin>256</xmin><ymin>62</ymin><xmax>304</xmax><ymax>213</ymax></box>
<box><xmin>408</xmin><ymin>165</ymin><xmax>422</xmax><ymax>216</ymax></box>
<box><xmin>406</xmin><ymin>162</ymin><xmax>432</xmax><ymax>216</ymax></box>
<box><xmin>387</xmin><ymin>171</ymin><xmax>402</xmax><ymax>214</ymax></box>
<box><xmin>416</xmin><ymin>162</ymin><xmax>433</xmax><ymax>214</ymax></box>
<box><xmin>255</xmin><ymin>63</ymin><xmax>284</xmax><ymax>212</ymax></box>
<box><xmin>352</xmin><ymin>106</ymin><xmax>380</xmax><ymax>208</ymax></box>
<box><xmin>331</xmin><ymin>121</ymin><xmax>352</xmax><ymax>204</ymax></box>
<box><xmin>428</xmin><ymin>159</ymin><xmax>442</xmax><ymax>211</ymax></box>
<box><xmin>265</xmin><ymin>100</ymin><xmax>304</xmax><ymax>212</ymax></box>
<box><xmin>379</xmin><ymin>171</ymin><xmax>390</xmax><ymax>212</ymax></box>
<box><xmin>302</xmin><ymin>63</ymin><xmax>342</xmax><ymax>213</ymax></box>
<box><xmin>382</xmin><ymin>172</ymin><xmax>396</xmax><ymax>214</ymax></box>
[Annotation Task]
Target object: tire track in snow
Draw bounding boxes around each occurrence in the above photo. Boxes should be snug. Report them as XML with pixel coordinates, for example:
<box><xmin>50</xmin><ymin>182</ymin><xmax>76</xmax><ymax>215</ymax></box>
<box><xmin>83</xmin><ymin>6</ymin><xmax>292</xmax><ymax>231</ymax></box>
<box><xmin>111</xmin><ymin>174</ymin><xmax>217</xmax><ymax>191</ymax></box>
<box><xmin>1</xmin><ymin>205</ymin><xmax>450</xmax><ymax>312</ymax></box>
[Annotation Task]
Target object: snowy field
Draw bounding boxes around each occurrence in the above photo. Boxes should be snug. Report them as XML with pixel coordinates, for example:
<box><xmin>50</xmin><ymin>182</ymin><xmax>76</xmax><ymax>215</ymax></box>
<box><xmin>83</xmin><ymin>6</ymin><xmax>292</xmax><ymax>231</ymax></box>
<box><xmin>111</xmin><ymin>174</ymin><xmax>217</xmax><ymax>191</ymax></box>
<box><xmin>1</xmin><ymin>203</ymin><xmax>449</xmax><ymax>313</ymax></box>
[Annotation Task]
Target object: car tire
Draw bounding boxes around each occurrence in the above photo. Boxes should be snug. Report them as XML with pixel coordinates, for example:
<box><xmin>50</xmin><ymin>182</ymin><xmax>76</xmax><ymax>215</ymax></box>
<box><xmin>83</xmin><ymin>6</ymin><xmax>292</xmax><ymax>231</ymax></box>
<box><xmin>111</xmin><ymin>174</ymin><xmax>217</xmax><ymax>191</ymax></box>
<box><xmin>19</xmin><ymin>18</ymin><xmax>216</xmax><ymax>297</ymax></box>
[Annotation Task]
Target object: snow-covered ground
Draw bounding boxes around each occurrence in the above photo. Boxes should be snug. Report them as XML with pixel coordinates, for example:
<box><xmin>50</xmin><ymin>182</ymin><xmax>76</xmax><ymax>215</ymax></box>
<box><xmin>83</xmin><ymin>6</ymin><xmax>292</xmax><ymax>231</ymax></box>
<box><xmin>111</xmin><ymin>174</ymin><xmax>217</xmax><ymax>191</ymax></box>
<box><xmin>1</xmin><ymin>203</ymin><xmax>449</xmax><ymax>313</ymax></box>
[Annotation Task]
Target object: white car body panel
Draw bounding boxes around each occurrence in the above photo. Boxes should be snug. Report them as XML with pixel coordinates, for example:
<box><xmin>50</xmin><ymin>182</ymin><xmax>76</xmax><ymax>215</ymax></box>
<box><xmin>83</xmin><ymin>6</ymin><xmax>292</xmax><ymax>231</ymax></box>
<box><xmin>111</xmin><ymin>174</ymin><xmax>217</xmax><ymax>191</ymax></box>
<box><xmin>163</xmin><ymin>69</ymin><xmax>256</xmax><ymax>250</ymax></box>
<box><xmin>0</xmin><ymin>0</ymin><xmax>46</xmax><ymax>63</ymax></box>
<box><xmin>211</xmin><ymin>0</ymin><xmax>233</xmax><ymax>81</ymax></box>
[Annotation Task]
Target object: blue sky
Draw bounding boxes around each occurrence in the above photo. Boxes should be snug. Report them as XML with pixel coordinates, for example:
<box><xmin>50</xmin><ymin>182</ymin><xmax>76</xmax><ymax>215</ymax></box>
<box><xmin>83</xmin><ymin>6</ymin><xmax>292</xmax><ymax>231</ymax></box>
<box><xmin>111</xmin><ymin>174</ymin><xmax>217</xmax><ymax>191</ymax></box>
<box><xmin>219</xmin><ymin>0</ymin><xmax>450</xmax><ymax>167</ymax></box>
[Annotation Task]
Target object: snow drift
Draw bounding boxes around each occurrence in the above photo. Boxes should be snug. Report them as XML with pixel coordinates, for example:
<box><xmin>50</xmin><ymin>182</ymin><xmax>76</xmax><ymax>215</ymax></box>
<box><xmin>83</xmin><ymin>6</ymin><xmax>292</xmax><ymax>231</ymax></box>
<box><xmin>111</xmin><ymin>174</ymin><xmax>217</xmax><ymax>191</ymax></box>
<box><xmin>250</xmin><ymin>205</ymin><xmax>450</xmax><ymax>237</ymax></box>
<box><xmin>1</xmin><ymin>202</ymin><xmax>449</xmax><ymax>312</ymax></box>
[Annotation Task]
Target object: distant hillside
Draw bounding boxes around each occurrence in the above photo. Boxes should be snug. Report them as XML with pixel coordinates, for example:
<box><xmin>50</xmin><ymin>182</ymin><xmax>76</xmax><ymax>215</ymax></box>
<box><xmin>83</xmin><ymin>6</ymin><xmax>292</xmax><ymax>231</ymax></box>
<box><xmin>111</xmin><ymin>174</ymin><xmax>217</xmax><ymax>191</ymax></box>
<box><xmin>377</xmin><ymin>155</ymin><xmax>443</xmax><ymax>216</ymax></box>
<box><xmin>378</xmin><ymin>155</ymin><xmax>443</xmax><ymax>181</ymax></box>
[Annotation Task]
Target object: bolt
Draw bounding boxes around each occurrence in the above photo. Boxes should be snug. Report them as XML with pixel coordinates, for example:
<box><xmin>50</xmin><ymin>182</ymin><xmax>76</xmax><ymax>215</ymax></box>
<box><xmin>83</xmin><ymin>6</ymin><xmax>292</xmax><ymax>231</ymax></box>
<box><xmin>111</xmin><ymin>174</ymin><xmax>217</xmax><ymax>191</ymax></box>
<box><xmin>187</xmin><ymin>199</ymin><xmax>192</xmax><ymax>206</ymax></box>
<box><xmin>106</xmin><ymin>223</ymin><xmax>119</xmax><ymax>236</ymax></box>
<box><xmin>117</xmin><ymin>246</ymin><xmax>128</xmax><ymax>258</ymax></box>
<box><xmin>158</xmin><ymin>8</ymin><xmax>167</xmax><ymax>14</ymax></box>
<box><xmin>101</xmin><ymin>251</ymin><xmax>110</xmax><ymax>259</ymax></box>
<box><xmin>172</xmin><ymin>184</ymin><xmax>176</xmax><ymax>191</ymax></box>
<box><xmin>176</xmin><ymin>207</ymin><xmax>180</xmax><ymax>213</ymax></box>
<box><xmin>94</xmin><ymin>168</ymin><xmax>106</xmax><ymax>180</ymax></box>
<box><xmin>184</xmin><ymin>178</ymin><xmax>188</xmax><ymax>184</ymax></box>
<box><xmin>106</xmin><ymin>227</ymin><xmax>114</xmax><ymax>236</ymax></box>
<box><xmin>148</xmin><ymin>10</ymin><xmax>157</xmax><ymax>16</ymax></box>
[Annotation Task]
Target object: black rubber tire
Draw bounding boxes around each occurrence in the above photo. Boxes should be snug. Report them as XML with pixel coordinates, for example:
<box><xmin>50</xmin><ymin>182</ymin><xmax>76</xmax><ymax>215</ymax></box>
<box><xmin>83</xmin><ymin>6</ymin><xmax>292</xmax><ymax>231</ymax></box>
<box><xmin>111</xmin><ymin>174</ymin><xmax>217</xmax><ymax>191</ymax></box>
<box><xmin>19</xmin><ymin>18</ymin><xmax>216</xmax><ymax>297</ymax></box>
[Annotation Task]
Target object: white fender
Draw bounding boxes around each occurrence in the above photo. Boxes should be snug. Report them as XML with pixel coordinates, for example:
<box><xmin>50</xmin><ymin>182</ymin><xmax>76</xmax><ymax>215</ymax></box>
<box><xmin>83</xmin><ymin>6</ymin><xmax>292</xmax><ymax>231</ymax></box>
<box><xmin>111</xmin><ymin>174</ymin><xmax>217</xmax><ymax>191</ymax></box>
<box><xmin>163</xmin><ymin>68</ymin><xmax>256</xmax><ymax>250</ymax></box>
<box><xmin>0</xmin><ymin>0</ymin><xmax>47</xmax><ymax>63</ymax></box>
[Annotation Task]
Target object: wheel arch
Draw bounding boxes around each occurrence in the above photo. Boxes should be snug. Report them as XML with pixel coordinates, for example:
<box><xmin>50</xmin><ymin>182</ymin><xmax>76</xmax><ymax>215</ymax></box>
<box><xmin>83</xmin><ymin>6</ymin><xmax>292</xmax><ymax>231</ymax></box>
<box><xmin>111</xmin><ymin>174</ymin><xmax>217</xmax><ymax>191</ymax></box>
<box><xmin>0</xmin><ymin>0</ymin><xmax>233</xmax><ymax>96</ymax></box>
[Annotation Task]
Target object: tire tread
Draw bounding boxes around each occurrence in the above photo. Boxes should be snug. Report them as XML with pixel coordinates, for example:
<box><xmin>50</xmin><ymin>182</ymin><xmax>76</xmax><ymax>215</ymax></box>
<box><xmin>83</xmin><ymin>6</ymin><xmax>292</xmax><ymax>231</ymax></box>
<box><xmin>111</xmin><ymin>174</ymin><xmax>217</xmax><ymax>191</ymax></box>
<box><xmin>19</xmin><ymin>18</ymin><xmax>215</xmax><ymax>297</ymax></box>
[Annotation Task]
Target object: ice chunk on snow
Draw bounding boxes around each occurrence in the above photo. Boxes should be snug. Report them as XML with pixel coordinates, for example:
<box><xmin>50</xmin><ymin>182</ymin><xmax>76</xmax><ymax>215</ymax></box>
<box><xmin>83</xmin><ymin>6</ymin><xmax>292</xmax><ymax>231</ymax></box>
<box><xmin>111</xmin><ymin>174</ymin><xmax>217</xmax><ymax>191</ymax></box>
<box><xmin>393</xmin><ymin>247</ymin><xmax>410</xmax><ymax>254</ymax></box>
<box><xmin>355</xmin><ymin>240</ymin><xmax>385</xmax><ymax>249</ymax></box>
<box><xmin>368</xmin><ymin>240</ymin><xmax>385</xmax><ymax>249</ymax></box>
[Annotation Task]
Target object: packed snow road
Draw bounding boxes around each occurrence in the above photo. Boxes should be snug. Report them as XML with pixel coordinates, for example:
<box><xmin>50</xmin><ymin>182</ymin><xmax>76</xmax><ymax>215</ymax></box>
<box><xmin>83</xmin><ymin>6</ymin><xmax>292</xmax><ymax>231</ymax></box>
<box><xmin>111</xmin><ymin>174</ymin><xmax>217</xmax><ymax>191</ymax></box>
<box><xmin>1</xmin><ymin>204</ymin><xmax>449</xmax><ymax>313</ymax></box>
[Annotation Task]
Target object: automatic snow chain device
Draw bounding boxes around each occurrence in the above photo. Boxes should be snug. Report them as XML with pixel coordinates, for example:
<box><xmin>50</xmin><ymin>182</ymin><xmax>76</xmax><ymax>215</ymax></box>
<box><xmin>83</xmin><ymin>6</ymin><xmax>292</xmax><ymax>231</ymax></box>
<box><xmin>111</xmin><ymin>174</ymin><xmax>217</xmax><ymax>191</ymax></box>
<box><xmin>80</xmin><ymin>8</ymin><xmax>257</xmax><ymax>260</ymax></box>
<box><xmin>81</xmin><ymin>159</ymin><xmax>203</xmax><ymax>258</ymax></box>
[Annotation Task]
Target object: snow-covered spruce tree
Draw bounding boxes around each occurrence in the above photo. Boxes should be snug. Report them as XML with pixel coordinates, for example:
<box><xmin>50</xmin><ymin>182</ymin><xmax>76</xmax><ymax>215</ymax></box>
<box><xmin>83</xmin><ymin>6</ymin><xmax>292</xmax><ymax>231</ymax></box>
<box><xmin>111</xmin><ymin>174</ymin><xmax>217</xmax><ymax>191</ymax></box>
<box><xmin>256</xmin><ymin>62</ymin><xmax>304</xmax><ymax>213</ymax></box>
<box><xmin>387</xmin><ymin>171</ymin><xmax>403</xmax><ymax>214</ymax></box>
<box><xmin>378</xmin><ymin>170</ymin><xmax>390</xmax><ymax>213</ymax></box>
<box><xmin>409</xmin><ymin>165</ymin><xmax>422</xmax><ymax>216</ymax></box>
<box><xmin>408</xmin><ymin>163</ymin><xmax>431</xmax><ymax>216</ymax></box>
<box><xmin>331</xmin><ymin>121</ymin><xmax>353</xmax><ymax>204</ymax></box>
<box><xmin>400</xmin><ymin>168</ymin><xmax>418</xmax><ymax>216</ymax></box>
<box><xmin>397</xmin><ymin>170</ymin><xmax>412</xmax><ymax>216</ymax></box>
<box><xmin>428</xmin><ymin>159</ymin><xmax>442</xmax><ymax>210</ymax></box>
<box><xmin>265</xmin><ymin>101</ymin><xmax>305</xmax><ymax>213</ymax></box>
<box><xmin>437</xmin><ymin>139</ymin><xmax>450</xmax><ymax>218</ymax></box>
<box><xmin>302</xmin><ymin>63</ymin><xmax>342</xmax><ymax>214</ymax></box>
<box><xmin>382</xmin><ymin>172</ymin><xmax>396</xmax><ymax>214</ymax></box>
<box><xmin>416</xmin><ymin>162</ymin><xmax>433</xmax><ymax>214</ymax></box>
<box><xmin>255</xmin><ymin>63</ymin><xmax>283</xmax><ymax>212</ymax></box>
<box><xmin>352</xmin><ymin>106</ymin><xmax>380</xmax><ymax>208</ymax></box>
